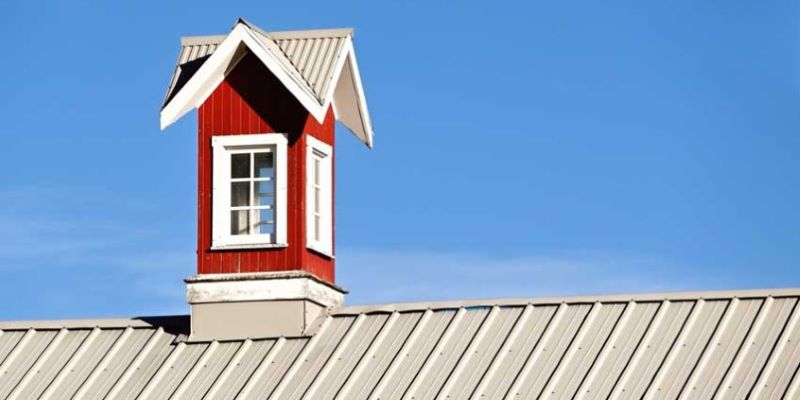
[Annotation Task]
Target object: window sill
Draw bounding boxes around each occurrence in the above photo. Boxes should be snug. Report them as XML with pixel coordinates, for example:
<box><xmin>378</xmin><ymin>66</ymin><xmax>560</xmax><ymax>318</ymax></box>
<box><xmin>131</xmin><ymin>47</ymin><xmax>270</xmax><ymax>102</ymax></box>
<box><xmin>210</xmin><ymin>243</ymin><xmax>289</xmax><ymax>251</ymax></box>
<box><xmin>307</xmin><ymin>245</ymin><xmax>335</xmax><ymax>259</ymax></box>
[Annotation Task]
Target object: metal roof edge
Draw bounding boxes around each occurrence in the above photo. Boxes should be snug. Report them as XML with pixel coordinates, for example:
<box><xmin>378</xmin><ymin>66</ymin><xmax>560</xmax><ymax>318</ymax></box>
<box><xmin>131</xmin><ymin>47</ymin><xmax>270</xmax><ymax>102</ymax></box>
<box><xmin>0</xmin><ymin>315</ymin><xmax>189</xmax><ymax>331</ymax></box>
<box><xmin>333</xmin><ymin>286</ymin><xmax>800</xmax><ymax>315</ymax></box>
<box><xmin>180</xmin><ymin>34</ymin><xmax>226</xmax><ymax>46</ymax></box>
<box><xmin>268</xmin><ymin>28</ymin><xmax>354</xmax><ymax>39</ymax></box>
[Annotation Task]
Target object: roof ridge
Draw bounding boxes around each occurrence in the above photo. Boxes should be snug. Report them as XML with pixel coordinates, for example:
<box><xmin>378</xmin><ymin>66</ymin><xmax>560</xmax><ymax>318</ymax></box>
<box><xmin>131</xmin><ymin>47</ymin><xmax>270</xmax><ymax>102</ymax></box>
<box><xmin>333</xmin><ymin>286</ymin><xmax>800</xmax><ymax>315</ymax></box>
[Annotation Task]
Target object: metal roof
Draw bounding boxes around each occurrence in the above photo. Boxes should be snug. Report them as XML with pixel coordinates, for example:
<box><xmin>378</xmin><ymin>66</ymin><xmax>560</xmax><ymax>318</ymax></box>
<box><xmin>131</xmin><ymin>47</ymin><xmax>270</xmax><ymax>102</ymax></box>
<box><xmin>1</xmin><ymin>288</ymin><xmax>799</xmax><ymax>399</ymax></box>
<box><xmin>163</xmin><ymin>27</ymin><xmax>352</xmax><ymax>108</ymax></box>
<box><xmin>161</xmin><ymin>20</ymin><xmax>373</xmax><ymax>147</ymax></box>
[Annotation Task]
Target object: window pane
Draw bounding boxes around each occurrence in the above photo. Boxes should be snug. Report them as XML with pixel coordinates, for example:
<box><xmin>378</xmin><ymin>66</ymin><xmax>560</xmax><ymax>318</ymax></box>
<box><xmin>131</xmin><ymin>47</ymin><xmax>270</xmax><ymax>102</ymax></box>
<box><xmin>255</xmin><ymin>181</ymin><xmax>274</xmax><ymax>207</ymax></box>
<box><xmin>254</xmin><ymin>152</ymin><xmax>274</xmax><ymax>178</ymax></box>
<box><xmin>313</xmin><ymin>157</ymin><xmax>321</xmax><ymax>185</ymax></box>
<box><xmin>231</xmin><ymin>210</ymin><xmax>249</xmax><ymax>235</ymax></box>
<box><xmin>231</xmin><ymin>182</ymin><xmax>250</xmax><ymax>207</ymax></box>
<box><xmin>314</xmin><ymin>187</ymin><xmax>320</xmax><ymax>213</ymax></box>
<box><xmin>256</xmin><ymin>209</ymin><xmax>275</xmax><ymax>235</ymax></box>
<box><xmin>231</xmin><ymin>153</ymin><xmax>250</xmax><ymax>178</ymax></box>
<box><xmin>314</xmin><ymin>215</ymin><xmax>320</xmax><ymax>241</ymax></box>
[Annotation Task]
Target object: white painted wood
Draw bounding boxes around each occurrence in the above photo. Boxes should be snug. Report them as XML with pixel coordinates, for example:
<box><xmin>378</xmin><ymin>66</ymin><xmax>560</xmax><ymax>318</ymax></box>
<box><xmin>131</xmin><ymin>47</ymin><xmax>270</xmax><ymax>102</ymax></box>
<box><xmin>305</xmin><ymin>135</ymin><xmax>333</xmax><ymax>256</ymax></box>
<box><xmin>161</xmin><ymin>24</ymin><xmax>326</xmax><ymax>129</ymax></box>
<box><xmin>211</xmin><ymin>133</ymin><xmax>288</xmax><ymax>249</ymax></box>
<box><xmin>161</xmin><ymin>22</ymin><xmax>373</xmax><ymax>147</ymax></box>
<box><xmin>186</xmin><ymin>275</ymin><xmax>344</xmax><ymax>307</ymax></box>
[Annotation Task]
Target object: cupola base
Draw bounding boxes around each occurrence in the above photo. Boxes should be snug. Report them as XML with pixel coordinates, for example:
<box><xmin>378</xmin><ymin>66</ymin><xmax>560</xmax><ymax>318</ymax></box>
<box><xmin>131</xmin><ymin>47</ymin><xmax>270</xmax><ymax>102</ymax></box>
<box><xmin>185</xmin><ymin>271</ymin><xmax>346</xmax><ymax>341</ymax></box>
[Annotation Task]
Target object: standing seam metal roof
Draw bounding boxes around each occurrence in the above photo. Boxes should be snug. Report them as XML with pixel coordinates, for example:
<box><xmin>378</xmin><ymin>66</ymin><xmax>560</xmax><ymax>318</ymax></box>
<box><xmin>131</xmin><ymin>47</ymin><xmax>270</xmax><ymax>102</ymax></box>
<box><xmin>1</xmin><ymin>288</ymin><xmax>800</xmax><ymax>399</ymax></box>
<box><xmin>162</xmin><ymin>26</ymin><xmax>353</xmax><ymax>110</ymax></box>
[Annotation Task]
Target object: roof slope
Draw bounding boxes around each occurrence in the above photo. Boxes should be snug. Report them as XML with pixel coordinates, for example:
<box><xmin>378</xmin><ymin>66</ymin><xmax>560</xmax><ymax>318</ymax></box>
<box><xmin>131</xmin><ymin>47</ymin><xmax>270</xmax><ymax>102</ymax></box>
<box><xmin>1</xmin><ymin>288</ymin><xmax>800</xmax><ymax>399</ymax></box>
<box><xmin>161</xmin><ymin>19</ymin><xmax>373</xmax><ymax>147</ymax></box>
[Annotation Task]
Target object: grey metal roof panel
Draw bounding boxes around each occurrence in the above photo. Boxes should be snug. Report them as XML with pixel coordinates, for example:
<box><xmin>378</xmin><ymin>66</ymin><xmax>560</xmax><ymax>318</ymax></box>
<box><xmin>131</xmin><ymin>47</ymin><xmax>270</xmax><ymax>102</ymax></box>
<box><xmin>176</xmin><ymin>340</ymin><xmax>242</xmax><ymax>399</ymax></box>
<box><xmin>684</xmin><ymin>298</ymin><xmax>764</xmax><ymax>399</ymax></box>
<box><xmin>472</xmin><ymin>304</ymin><xmax>559</xmax><ymax>399</ymax></box>
<box><xmin>646</xmin><ymin>299</ymin><xmax>730</xmax><ymax>399</ymax></box>
<box><xmin>574</xmin><ymin>301</ymin><xmax>661</xmax><ymax>399</ymax></box>
<box><xmin>373</xmin><ymin>308</ymin><xmax>457</xmax><ymax>400</ymax></box>
<box><xmin>239</xmin><ymin>338</ymin><xmax>307</xmax><ymax>399</ymax></box>
<box><xmin>511</xmin><ymin>303</ymin><xmax>593</xmax><ymax>399</ymax></box>
<box><xmin>0</xmin><ymin>288</ymin><xmax>799</xmax><ymax>399</ymax></box>
<box><xmin>719</xmin><ymin>297</ymin><xmax>797</xmax><ymax>399</ymax></box>
<box><xmin>310</xmin><ymin>313</ymin><xmax>390</xmax><ymax>399</ymax></box>
<box><xmin>542</xmin><ymin>302</ymin><xmax>627</xmax><ymax>399</ymax></box>
<box><xmin>276</xmin><ymin>315</ymin><xmax>356</xmax><ymax>400</ymax></box>
<box><xmin>611</xmin><ymin>300</ymin><xmax>695</xmax><ymax>399</ymax></box>
<box><xmin>442</xmin><ymin>306</ymin><xmax>524</xmax><ymax>399</ymax></box>
<box><xmin>43</xmin><ymin>327</ymin><xmax>125</xmax><ymax>400</ymax></box>
<box><xmin>107</xmin><ymin>328</ymin><xmax>178</xmax><ymax>400</ymax></box>
<box><xmin>406</xmin><ymin>306</ymin><xmax>491</xmax><ymax>399</ymax></box>
<box><xmin>163</xmin><ymin>25</ymin><xmax>353</xmax><ymax>109</ymax></box>
<box><xmin>751</xmin><ymin>300</ymin><xmax>800</xmax><ymax>399</ymax></box>
<box><xmin>204</xmin><ymin>338</ymin><xmax>275</xmax><ymax>399</ymax></box>
<box><xmin>10</xmin><ymin>328</ymin><xmax>90</xmax><ymax>400</ymax></box>
<box><xmin>0</xmin><ymin>329</ymin><xmax>58</xmax><ymax>399</ymax></box>
<box><xmin>337</xmin><ymin>311</ymin><xmax>422</xmax><ymax>400</ymax></box>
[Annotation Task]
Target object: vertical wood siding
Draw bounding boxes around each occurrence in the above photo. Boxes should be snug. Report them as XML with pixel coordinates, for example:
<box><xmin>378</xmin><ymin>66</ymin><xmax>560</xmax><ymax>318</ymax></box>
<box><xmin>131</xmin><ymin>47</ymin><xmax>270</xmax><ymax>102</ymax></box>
<box><xmin>197</xmin><ymin>52</ymin><xmax>335</xmax><ymax>282</ymax></box>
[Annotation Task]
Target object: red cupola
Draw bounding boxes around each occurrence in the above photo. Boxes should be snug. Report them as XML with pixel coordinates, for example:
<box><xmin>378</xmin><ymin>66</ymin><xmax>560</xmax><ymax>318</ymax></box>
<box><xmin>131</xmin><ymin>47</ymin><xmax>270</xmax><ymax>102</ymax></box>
<box><xmin>160</xmin><ymin>19</ymin><xmax>373</xmax><ymax>340</ymax></box>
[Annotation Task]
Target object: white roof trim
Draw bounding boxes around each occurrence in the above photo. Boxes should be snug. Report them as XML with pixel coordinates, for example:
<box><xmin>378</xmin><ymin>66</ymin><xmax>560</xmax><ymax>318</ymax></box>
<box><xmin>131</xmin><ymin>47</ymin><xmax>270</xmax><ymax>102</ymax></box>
<box><xmin>161</xmin><ymin>21</ymin><xmax>374</xmax><ymax>148</ymax></box>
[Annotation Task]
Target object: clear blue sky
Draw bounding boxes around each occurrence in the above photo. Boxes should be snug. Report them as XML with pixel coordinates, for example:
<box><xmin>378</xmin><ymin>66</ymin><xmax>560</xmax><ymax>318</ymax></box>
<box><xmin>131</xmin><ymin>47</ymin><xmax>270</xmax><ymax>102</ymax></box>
<box><xmin>1</xmin><ymin>1</ymin><xmax>798</xmax><ymax>319</ymax></box>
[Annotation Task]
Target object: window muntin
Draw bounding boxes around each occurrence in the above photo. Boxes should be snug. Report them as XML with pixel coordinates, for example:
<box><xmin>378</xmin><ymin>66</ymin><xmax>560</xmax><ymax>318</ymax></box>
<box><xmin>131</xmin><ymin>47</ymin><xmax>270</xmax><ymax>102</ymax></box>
<box><xmin>306</xmin><ymin>136</ymin><xmax>333</xmax><ymax>256</ymax></box>
<box><xmin>229</xmin><ymin>149</ymin><xmax>275</xmax><ymax>237</ymax></box>
<box><xmin>211</xmin><ymin>134</ymin><xmax>287</xmax><ymax>249</ymax></box>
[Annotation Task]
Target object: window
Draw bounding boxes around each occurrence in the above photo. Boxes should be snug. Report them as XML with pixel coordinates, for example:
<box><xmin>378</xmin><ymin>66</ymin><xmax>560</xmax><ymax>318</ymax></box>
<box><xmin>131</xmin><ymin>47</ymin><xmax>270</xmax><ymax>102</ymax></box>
<box><xmin>306</xmin><ymin>136</ymin><xmax>333</xmax><ymax>256</ymax></box>
<box><xmin>212</xmin><ymin>134</ymin><xmax>287</xmax><ymax>249</ymax></box>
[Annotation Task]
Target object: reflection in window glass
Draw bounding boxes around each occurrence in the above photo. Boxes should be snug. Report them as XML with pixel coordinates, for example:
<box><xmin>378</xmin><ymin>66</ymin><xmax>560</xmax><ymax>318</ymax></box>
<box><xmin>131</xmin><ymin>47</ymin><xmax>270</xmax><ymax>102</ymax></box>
<box><xmin>231</xmin><ymin>182</ymin><xmax>250</xmax><ymax>207</ymax></box>
<box><xmin>231</xmin><ymin>210</ymin><xmax>249</xmax><ymax>235</ymax></box>
<box><xmin>254</xmin><ymin>152</ymin><xmax>274</xmax><ymax>178</ymax></box>
<box><xmin>228</xmin><ymin>148</ymin><xmax>276</xmax><ymax>240</ymax></box>
<box><xmin>231</xmin><ymin>154</ymin><xmax>250</xmax><ymax>179</ymax></box>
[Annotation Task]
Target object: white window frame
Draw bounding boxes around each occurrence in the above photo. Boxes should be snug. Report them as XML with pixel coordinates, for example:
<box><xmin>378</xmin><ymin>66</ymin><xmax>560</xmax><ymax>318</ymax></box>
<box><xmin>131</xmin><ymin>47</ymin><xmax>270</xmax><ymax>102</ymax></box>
<box><xmin>306</xmin><ymin>136</ymin><xmax>333</xmax><ymax>257</ymax></box>
<box><xmin>211</xmin><ymin>133</ymin><xmax>288</xmax><ymax>249</ymax></box>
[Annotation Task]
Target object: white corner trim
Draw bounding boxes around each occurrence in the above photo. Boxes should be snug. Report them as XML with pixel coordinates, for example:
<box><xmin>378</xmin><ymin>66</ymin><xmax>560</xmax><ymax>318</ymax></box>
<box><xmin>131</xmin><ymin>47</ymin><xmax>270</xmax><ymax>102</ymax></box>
<box><xmin>305</xmin><ymin>136</ymin><xmax>334</xmax><ymax>256</ymax></box>
<box><xmin>186</xmin><ymin>276</ymin><xmax>345</xmax><ymax>308</ymax></box>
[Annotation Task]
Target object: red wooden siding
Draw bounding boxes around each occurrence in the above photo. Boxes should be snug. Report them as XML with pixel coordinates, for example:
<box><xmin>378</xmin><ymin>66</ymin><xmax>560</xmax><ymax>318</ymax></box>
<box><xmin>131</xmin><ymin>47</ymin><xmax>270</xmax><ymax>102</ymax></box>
<box><xmin>197</xmin><ymin>52</ymin><xmax>335</xmax><ymax>282</ymax></box>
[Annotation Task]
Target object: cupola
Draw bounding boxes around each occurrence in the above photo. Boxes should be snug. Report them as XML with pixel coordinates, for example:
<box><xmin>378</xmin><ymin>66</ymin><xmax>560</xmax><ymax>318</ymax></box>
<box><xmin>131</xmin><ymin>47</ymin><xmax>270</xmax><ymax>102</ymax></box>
<box><xmin>161</xmin><ymin>19</ymin><xmax>373</xmax><ymax>340</ymax></box>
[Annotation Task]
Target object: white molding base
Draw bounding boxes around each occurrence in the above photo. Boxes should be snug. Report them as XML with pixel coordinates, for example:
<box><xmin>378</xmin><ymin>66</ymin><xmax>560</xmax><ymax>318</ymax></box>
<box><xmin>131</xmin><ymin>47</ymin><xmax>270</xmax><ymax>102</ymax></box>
<box><xmin>186</xmin><ymin>273</ymin><xmax>345</xmax><ymax>308</ymax></box>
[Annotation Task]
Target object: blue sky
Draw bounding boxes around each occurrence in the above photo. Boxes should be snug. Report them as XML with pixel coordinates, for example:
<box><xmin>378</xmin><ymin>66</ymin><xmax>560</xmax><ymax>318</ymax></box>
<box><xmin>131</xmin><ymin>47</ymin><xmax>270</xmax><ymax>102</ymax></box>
<box><xmin>0</xmin><ymin>1</ymin><xmax>798</xmax><ymax>319</ymax></box>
